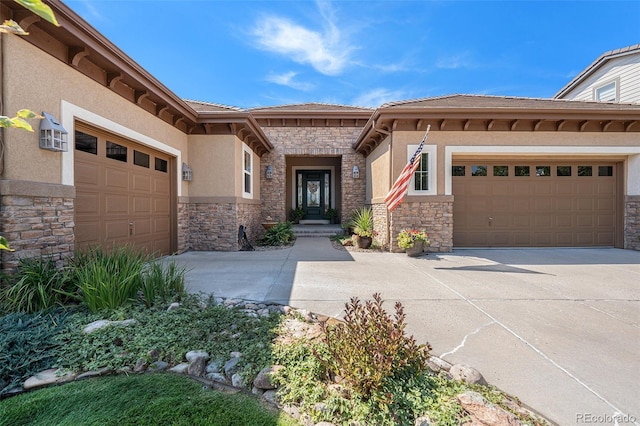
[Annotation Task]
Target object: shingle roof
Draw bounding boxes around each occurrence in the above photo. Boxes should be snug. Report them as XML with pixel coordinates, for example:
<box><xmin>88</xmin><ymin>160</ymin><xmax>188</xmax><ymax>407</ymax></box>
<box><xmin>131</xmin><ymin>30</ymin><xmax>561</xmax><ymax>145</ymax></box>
<box><xmin>183</xmin><ymin>99</ymin><xmax>243</xmax><ymax>112</ymax></box>
<box><xmin>380</xmin><ymin>94</ymin><xmax>640</xmax><ymax>110</ymax></box>
<box><xmin>554</xmin><ymin>44</ymin><xmax>640</xmax><ymax>98</ymax></box>
<box><xmin>248</xmin><ymin>102</ymin><xmax>373</xmax><ymax>113</ymax></box>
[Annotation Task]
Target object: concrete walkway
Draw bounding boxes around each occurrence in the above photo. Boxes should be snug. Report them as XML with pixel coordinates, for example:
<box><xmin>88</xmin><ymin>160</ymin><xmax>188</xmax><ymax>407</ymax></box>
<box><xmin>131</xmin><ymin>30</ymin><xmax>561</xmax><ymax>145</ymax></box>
<box><xmin>174</xmin><ymin>239</ymin><xmax>640</xmax><ymax>425</ymax></box>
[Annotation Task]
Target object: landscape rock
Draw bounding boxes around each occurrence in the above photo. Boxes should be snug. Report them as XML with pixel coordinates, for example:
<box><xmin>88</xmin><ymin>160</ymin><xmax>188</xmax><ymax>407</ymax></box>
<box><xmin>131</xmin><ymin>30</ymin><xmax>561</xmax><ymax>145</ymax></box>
<box><xmin>185</xmin><ymin>350</ymin><xmax>210</xmax><ymax>363</ymax></box>
<box><xmin>23</xmin><ymin>369</ymin><xmax>77</xmax><ymax>390</ymax></box>
<box><xmin>205</xmin><ymin>373</ymin><xmax>227</xmax><ymax>383</ymax></box>
<box><xmin>187</xmin><ymin>356</ymin><xmax>207</xmax><ymax>377</ymax></box>
<box><xmin>253</xmin><ymin>365</ymin><xmax>283</xmax><ymax>390</ymax></box>
<box><xmin>415</xmin><ymin>415</ymin><xmax>432</xmax><ymax>426</ymax></box>
<box><xmin>450</xmin><ymin>364</ymin><xmax>487</xmax><ymax>386</ymax></box>
<box><xmin>231</xmin><ymin>373</ymin><xmax>246</xmax><ymax>388</ymax></box>
<box><xmin>167</xmin><ymin>302</ymin><xmax>181</xmax><ymax>311</ymax></box>
<box><xmin>252</xmin><ymin>386</ymin><xmax>265</xmax><ymax>396</ymax></box>
<box><xmin>134</xmin><ymin>358</ymin><xmax>148</xmax><ymax>373</ymax></box>
<box><xmin>262</xmin><ymin>389</ymin><xmax>278</xmax><ymax>405</ymax></box>
<box><xmin>427</xmin><ymin>356</ymin><xmax>453</xmax><ymax>372</ymax></box>
<box><xmin>168</xmin><ymin>363</ymin><xmax>189</xmax><ymax>374</ymax></box>
<box><xmin>149</xmin><ymin>361</ymin><xmax>169</xmax><ymax>372</ymax></box>
<box><xmin>457</xmin><ymin>391</ymin><xmax>521</xmax><ymax>426</ymax></box>
<box><xmin>147</xmin><ymin>349</ymin><xmax>160</xmax><ymax>361</ymax></box>
<box><xmin>82</xmin><ymin>319</ymin><xmax>136</xmax><ymax>334</ymax></box>
<box><xmin>206</xmin><ymin>360</ymin><xmax>222</xmax><ymax>374</ymax></box>
<box><xmin>224</xmin><ymin>356</ymin><xmax>242</xmax><ymax>376</ymax></box>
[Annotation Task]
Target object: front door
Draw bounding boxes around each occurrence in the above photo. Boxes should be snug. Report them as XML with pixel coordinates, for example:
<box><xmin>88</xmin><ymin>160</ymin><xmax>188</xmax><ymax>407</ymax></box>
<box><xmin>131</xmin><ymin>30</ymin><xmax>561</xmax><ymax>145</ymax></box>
<box><xmin>298</xmin><ymin>171</ymin><xmax>330</xmax><ymax>220</ymax></box>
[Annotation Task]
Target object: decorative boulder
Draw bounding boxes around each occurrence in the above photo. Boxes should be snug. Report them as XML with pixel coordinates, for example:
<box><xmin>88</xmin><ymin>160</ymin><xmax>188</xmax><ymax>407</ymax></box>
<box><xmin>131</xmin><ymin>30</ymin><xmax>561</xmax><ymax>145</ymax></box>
<box><xmin>450</xmin><ymin>364</ymin><xmax>487</xmax><ymax>386</ymax></box>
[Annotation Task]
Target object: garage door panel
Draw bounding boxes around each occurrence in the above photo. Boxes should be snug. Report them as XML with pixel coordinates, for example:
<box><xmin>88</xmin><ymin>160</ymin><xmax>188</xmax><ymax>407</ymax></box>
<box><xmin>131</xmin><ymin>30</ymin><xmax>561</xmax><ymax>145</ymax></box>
<box><xmin>132</xmin><ymin>174</ymin><xmax>151</xmax><ymax>192</ymax></box>
<box><xmin>105</xmin><ymin>194</ymin><xmax>129</xmax><ymax>214</ymax></box>
<box><xmin>453</xmin><ymin>161</ymin><xmax>617</xmax><ymax>247</ymax></box>
<box><xmin>74</xmin><ymin>126</ymin><xmax>173</xmax><ymax>256</ymax></box>
<box><xmin>105</xmin><ymin>167</ymin><xmax>129</xmax><ymax>189</ymax></box>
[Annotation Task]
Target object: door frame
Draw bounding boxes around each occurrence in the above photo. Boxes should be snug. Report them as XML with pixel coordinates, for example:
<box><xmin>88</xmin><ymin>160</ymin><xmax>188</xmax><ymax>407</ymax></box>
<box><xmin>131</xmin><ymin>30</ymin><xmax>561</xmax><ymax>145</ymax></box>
<box><xmin>291</xmin><ymin>166</ymin><xmax>336</xmax><ymax>211</ymax></box>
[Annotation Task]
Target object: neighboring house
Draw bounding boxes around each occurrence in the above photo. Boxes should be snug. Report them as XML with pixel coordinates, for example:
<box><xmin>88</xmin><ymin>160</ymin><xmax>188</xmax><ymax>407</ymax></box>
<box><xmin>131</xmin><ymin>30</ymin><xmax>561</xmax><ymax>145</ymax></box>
<box><xmin>0</xmin><ymin>2</ymin><xmax>638</xmax><ymax>272</ymax></box>
<box><xmin>555</xmin><ymin>44</ymin><xmax>640</xmax><ymax>103</ymax></box>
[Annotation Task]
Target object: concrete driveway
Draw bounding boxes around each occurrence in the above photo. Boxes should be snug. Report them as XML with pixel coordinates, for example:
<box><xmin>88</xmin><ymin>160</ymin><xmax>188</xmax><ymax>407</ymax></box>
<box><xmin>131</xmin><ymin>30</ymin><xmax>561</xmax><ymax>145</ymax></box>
<box><xmin>174</xmin><ymin>240</ymin><xmax>640</xmax><ymax>425</ymax></box>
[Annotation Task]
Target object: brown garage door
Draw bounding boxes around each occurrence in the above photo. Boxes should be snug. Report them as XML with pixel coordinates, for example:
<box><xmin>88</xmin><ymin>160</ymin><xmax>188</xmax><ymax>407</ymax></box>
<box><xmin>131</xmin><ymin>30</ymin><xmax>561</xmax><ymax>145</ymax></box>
<box><xmin>452</xmin><ymin>161</ymin><xmax>618</xmax><ymax>247</ymax></box>
<box><xmin>74</xmin><ymin>124</ymin><xmax>173</xmax><ymax>255</ymax></box>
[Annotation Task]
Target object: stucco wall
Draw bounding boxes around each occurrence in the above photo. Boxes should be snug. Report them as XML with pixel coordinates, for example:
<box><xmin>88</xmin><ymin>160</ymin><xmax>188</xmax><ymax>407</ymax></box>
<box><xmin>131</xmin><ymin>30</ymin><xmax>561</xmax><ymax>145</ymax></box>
<box><xmin>188</xmin><ymin>135</ymin><xmax>236</xmax><ymax>197</ymax></box>
<box><xmin>3</xmin><ymin>35</ymin><xmax>188</xmax><ymax>190</ymax></box>
<box><xmin>367</xmin><ymin>137</ymin><xmax>390</xmax><ymax>202</ymax></box>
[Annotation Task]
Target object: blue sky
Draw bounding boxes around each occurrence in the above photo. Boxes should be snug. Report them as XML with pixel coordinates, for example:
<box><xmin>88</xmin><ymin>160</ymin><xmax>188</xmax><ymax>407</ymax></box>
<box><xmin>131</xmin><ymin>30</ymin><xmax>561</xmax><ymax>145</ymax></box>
<box><xmin>65</xmin><ymin>0</ymin><xmax>640</xmax><ymax>109</ymax></box>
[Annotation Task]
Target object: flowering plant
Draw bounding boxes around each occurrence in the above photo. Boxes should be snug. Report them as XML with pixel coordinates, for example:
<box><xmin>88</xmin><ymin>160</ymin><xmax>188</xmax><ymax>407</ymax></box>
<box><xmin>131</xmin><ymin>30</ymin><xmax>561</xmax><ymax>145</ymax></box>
<box><xmin>397</xmin><ymin>229</ymin><xmax>430</xmax><ymax>249</ymax></box>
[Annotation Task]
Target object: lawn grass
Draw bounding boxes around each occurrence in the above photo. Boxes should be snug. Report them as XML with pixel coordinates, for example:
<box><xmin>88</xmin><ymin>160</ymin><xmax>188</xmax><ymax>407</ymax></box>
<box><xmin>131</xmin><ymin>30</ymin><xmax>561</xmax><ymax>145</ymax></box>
<box><xmin>0</xmin><ymin>373</ymin><xmax>298</xmax><ymax>426</ymax></box>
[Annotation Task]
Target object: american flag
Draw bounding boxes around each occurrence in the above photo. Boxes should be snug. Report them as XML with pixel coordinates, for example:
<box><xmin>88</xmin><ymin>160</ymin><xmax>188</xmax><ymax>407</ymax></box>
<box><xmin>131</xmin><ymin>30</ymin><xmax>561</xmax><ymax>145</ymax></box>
<box><xmin>384</xmin><ymin>125</ymin><xmax>431</xmax><ymax>212</ymax></box>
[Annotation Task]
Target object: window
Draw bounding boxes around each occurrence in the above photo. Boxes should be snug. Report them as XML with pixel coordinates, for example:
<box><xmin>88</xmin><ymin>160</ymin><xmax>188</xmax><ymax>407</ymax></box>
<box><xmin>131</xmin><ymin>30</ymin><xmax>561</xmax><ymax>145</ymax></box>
<box><xmin>536</xmin><ymin>166</ymin><xmax>550</xmax><ymax>177</ymax></box>
<box><xmin>134</xmin><ymin>150</ymin><xmax>150</xmax><ymax>168</ymax></box>
<box><xmin>408</xmin><ymin>145</ymin><xmax>436</xmax><ymax>196</ymax></box>
<box><xmin>594</xmin><ymin>80</ymin><xmax>617</xmax><ymax>102</ymax></box>
<box><xmin>557</xmin><ymin>166</ymin><xmax>571</xmax><ymax>177</ymax></box>
<box><xmin>471</xmin><ymin>165</ymin><xmax>487</xmax><ymax>176</ymax></box>
<box><xmin>155</xmin><ymin>158</ymin><xmax>168</xmax><ymax>173</ymax></box>
<box><xmin>75</xmin><ymin>131</ymin><xmax>98</xmax><ymax>154</ymax></box>
<box><xmin>598</xmin><ymin>166</ymin><xmax>613</xmax><ymax>176</ymax></box>
<box><xmin>578</xmin><ymin>166</ymin><xmax>593</xmax><ymax>176</ymax></box>
<box><xmin>106</xmin><ymin>141</ymin><xmax>127</xmax><ymax>162</ymax></box>
<box><xmin>414</xmin><ymin>153</ymin><xmax>429</xmax><ymax>191</ymax></box>
<box><xmin>515</xmin><ymin>166</ymin><xmax>530</xmax><ymax>176</ymax></box>
<box><xmin>243</xmin><ymin>145</ymin><xmax>252</xmax><ymax>198</ymax></box>
<box><xmin>452</xmin><ymin>165</ymin><xmax>465</xmax><ymax>176</ymax></box>
<box><xmin>493</xmin><ymin>166</ymin><xmax>508</xmax><ymax>176</ymax></box>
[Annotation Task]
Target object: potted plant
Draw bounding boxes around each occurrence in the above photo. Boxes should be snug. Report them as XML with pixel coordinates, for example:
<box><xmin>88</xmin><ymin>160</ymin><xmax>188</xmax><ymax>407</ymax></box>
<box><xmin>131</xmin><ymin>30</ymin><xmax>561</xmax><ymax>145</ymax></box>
<box><xmin>324</xmin><ymin>208</ymin><xmax>338</xmax><ymax>224</ymax></box>
<box><xmin>349</xmin><ymin>207</ymin><xmax>375</xmax><ymax>249</ymax></box>
<box><xmin>289</xmin><ymin>207</ymin><xmax>304</xmax><ymax>224</ymax></box>
<box><xmin>397</xmin><ymin>229</ymin><xmax>430</xmax><ymax>257</ymax></box>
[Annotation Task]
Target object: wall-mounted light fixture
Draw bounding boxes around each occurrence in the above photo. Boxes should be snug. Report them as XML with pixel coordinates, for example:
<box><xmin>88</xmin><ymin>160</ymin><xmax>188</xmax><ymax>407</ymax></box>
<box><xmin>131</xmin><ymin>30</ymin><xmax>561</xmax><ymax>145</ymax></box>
<box><xmin>266</xmin><ymin>165</ymin><xmax>273</xmax><ymax>179</ymax></box>
<box><xmin>39</xmin><ymin>112</ymin><xmax>68</xmax><ymax>152</ymax></box>
<box><xmin>352</xmin><ymin>165</ymin><xmax>360</xmax><ymax>179</ymax></box>
<box><xmin>182</xmin><ymin>162</ymin><xmax>193</xmax><ymax>181</ymax></box>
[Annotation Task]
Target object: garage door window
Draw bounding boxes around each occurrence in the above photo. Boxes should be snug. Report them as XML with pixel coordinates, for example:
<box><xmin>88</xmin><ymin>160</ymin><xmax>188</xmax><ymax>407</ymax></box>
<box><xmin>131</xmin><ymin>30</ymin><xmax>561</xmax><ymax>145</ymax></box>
<box><xmin>134</xmin><ymin>151</ymin><xmax>150</xmax><ymax>168</ymax></box>
<box><xmin>536</xmin><ymin>166</ymin><xmax>550</xmax><ymax>177</ymax></box>
<box><xmin>155</xmin><ymin>158</ymin><xmax>168</xmax><ymax>173</ymax></box>
<box><xmin>106</xmin><ymin>141</ymin><xmax>127</xmax><ymax>162</ymax></box>
<box><xmin>557</xmin><ymin>166</ymin><xmax>571</xmax><ymax>176</ymax></box>
<box><xmin>598</xmin><ymin>166</ymin><xmax>613</xmax><ymax>176</ymax></box>
<box><xmin>515</xmin><ymin>166</ymin><xmax>530</xmax><ymax>176</ymax></box>
<box><xmin>578</xmin><ymin>166</ymin><xmax>593</xmax><ymax>176</ymax></box>
<box><xmin>452</xmin><ymin>165</ymin><xmax>465</xmax><ymax>176</ymax></box>
<box><xmin>75</xmin><ymin>131</ymin><xmax>98</xmax><ymax>155</ymax></box>
<box><xmin>493</xmin><ymin>166</ymin><xmax>508</xmax><ymax>176</ymax></box>
<box><xmin>472</xmin><ymin>165</ymin><xmax>487</xmax><ymax>176</ymax></box>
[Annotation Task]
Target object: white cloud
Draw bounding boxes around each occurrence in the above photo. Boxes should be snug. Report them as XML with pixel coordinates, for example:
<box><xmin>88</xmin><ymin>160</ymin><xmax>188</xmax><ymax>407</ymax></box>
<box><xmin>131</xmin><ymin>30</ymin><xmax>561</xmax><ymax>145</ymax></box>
<box><xmin>251</xmin><ymin>3</ymin><xmax>353</xmax><ymax>75</ymax></box>
<box><xmin>436</xmin><ymin>53</ymin><xmax>475</xmax><ymax>70</ymax></box>
<box><xmin>265</xmin><ymin>71</ymin><xmax>314</xmax><ymax>91</ymax></box>
<box><xmin>352</xmin><ymin>88</ymin><xmax>406</xmax><ymax>108</ymax></box>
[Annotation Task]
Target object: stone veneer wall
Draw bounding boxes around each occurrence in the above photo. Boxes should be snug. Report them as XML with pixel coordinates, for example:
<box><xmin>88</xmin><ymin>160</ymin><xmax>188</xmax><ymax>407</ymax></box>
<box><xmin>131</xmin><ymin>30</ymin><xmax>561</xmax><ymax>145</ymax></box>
<box><xmin>187</xmin><ymin>199</ymin><xmax>262</xmax><ymax>251</ymax></box>
<box><xmin>177</xmin><ymin>199</ymin><xmax>189</xmax><ymax>253</ymax></box>
<box><xmin>383</xmin><ymin>197</ymin><xmax>454</xmax><ymax>252</ymax></box>
<box><xmin>259</xmin><ymin>127</ymin><xmax>366</xmax><ymax>224</ymax></box>
<box><xmin>371</xmin><ymin>203</ymin><xmax>389</xmax><ymax>248</ymax></box>
<box><xmin>625</xmin><ymin>196</ymin><xmax>640</xmax><ymax>251</ymax></box>
<box><xmin>0</xmin><ymin>181</ymin><xmax>75</xmax><ymax>272</ymax></box>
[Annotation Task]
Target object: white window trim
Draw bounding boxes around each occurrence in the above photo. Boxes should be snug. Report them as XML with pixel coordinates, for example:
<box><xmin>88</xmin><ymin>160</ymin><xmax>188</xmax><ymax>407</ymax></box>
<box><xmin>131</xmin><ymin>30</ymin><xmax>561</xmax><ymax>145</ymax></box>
<box><xmin>593</xmin><ymin>78</ymin><xmax>619</xmax><ymax>102</ymax></box>
<box><xmin>407</xmin><ymin>144</ymin><xmax>437</xmax><ymax>196</ymax></box>
<box><xmin>242</xmin><ymin>143</ymin><xmax>253</xmax><ymax>199</ymax></box>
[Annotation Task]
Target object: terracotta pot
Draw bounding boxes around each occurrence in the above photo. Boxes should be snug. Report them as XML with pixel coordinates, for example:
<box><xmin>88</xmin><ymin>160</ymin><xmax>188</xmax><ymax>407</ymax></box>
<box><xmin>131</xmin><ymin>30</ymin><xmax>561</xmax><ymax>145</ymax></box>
<box><xmin>355</xmin><ymin>236</ymin><xmax>372</xmax><ymax>249</ymax></box>
<box><xmin>405</xmin><ymin>240</ymin><xmax>425</xmax><ymax>257</ymax></box>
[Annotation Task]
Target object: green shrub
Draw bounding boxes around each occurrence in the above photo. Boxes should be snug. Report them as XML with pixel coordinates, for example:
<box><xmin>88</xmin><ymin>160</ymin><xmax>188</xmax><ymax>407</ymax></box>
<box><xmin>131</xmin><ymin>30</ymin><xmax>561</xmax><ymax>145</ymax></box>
<box><xmin>348</xmin><ymin>207</ymin><xmax>375</xmax><ymax>238</ymax></box>
<box><xmin>72</xmin><ymin>246</ymin><xmax>147</xmax><ymax>312</ymax></box>
<box><xmin>1</xmin><ymin>257</ymin><xmax>76</xmax><ymax>314</ymax></box>
<box><xmin>140</xmin><ymin>259</ymin><xmax>187</xmax><ymax>307</ymax></box>
<box><xmin>323</xmin><ymin>293</ymin><xmax>431</xmax><ymax>399</ymax></box>
<box><xmin>259</xmin><ymin>222</ymin><xmax>295</xmax><ymax>246</ymax></box>
<box><xmin>0</xmin><ymin>309</ymin><xmax>74</xmax><ymax>395</ymax></box>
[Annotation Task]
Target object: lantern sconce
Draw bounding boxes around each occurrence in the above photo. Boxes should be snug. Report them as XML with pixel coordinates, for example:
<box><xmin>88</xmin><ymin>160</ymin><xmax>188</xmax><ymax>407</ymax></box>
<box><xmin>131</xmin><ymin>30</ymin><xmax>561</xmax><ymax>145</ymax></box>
<box><xmin>352</xmin><ymin>165</ymin><xmax>360</xmax><ymax>179</ymax></box>
<box><xmin>39</xmin><ymin>112</ymin><xmax>68</xmax><ymax>152</ymax></box>
<box><xmin>182</xmin><ymin>162</ymin><xmax>193</xmax><ymax>181</ymax></box>
<box><xmin>265</xmin><ymin>165</ymin><xmax>273</xmax><ymax>179</ymax></box>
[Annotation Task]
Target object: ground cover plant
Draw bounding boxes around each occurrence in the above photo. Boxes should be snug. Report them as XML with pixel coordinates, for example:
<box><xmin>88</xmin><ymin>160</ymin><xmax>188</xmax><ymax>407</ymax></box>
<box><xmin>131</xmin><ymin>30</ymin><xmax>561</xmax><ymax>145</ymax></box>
<box><xmin>0</xmin><ymin>373</ymin><xmax>297</xmax><ymax>426</ymax></box>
